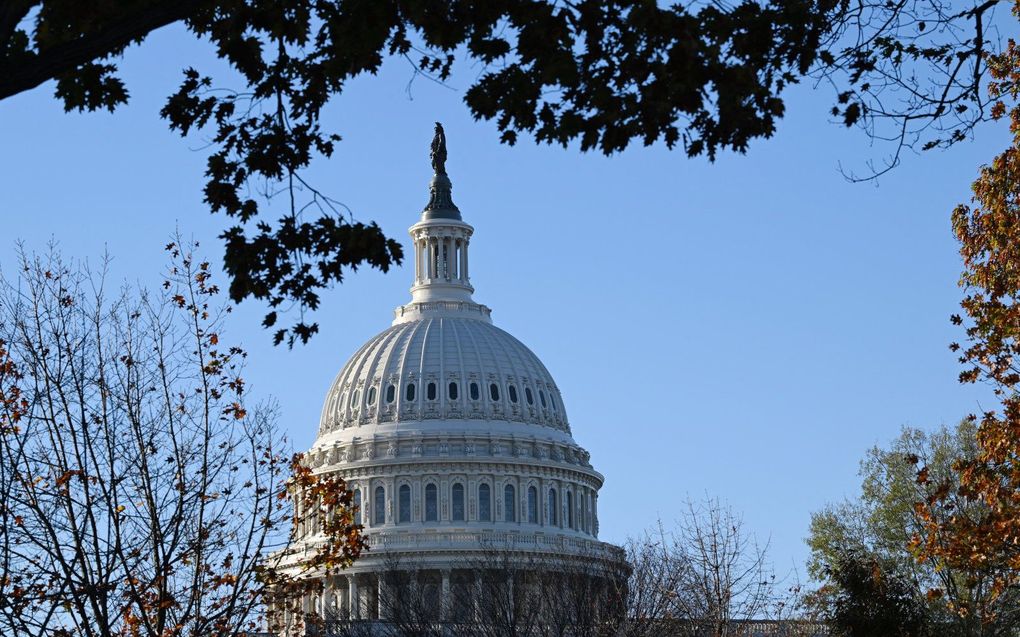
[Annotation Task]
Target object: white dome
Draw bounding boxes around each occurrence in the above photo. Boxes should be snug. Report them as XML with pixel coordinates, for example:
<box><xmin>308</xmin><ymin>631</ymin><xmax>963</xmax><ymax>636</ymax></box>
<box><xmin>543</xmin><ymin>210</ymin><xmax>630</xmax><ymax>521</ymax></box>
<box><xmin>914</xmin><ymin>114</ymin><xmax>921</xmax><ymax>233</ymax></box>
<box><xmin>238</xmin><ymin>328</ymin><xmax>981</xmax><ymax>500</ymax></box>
<box><xmin>281</xmin><ymin>130</ymin><xmax>624</xmax><ymax>620</ymax></box>
<box><xmin>318</xmin><ymin>315</ymin><xmax>569</xmax><ymax>438</ymax></box>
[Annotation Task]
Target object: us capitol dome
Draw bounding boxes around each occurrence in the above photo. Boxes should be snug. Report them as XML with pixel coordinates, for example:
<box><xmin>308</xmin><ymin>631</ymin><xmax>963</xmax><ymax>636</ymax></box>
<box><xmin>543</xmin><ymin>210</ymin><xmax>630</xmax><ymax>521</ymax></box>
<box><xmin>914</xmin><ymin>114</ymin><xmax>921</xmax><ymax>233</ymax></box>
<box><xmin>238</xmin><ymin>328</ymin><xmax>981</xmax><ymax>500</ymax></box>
<box><xmin>281</xmin><ymin>125</ymin><xmax>625</xmax><ymax>629</ymax></box>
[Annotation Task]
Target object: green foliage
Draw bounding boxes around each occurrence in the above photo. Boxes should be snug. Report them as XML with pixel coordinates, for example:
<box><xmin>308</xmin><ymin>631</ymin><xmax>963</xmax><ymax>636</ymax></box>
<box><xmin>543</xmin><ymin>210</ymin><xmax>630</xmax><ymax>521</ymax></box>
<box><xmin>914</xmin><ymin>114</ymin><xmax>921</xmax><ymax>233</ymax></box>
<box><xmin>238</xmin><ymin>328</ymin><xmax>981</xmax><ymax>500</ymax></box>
<box><xmin>807</xmin><ymin>422</ymin><xmax>1019</xmax><ymax>635</ymax></box>
<box><xmin>821</xmin><ymin>552</ymin><xmax>932</xmax><ymax>637</ymax></box>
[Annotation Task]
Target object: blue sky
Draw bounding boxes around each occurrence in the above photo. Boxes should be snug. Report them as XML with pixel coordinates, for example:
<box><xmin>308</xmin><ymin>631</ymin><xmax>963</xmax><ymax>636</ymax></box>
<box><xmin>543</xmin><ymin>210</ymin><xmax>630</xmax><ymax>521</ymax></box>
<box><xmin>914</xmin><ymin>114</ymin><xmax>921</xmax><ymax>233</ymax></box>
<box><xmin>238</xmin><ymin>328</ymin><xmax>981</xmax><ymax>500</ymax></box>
<box><xmin>0</xmin><ymin>23</ymin><xmax>1004</xmax><ymax>579</ymax></box>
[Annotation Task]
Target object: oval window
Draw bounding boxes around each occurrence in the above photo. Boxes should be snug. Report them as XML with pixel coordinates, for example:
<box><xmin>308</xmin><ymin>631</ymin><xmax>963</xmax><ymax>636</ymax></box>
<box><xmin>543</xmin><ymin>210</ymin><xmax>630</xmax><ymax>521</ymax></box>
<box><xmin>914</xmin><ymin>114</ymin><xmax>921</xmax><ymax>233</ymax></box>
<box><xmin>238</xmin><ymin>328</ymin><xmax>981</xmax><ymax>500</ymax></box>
<box><xmin>350</xmin><ymin>390</ymin><xmax>360</xmax><ymax>408</ymax></box>
<box><xmin>427</xmin><ymin>382</ymin><xmax>437</xmax><ymax>401</ymax></box>
<box><xmin>489</xmin><ymin>383</ymin><xmax>500</xmax><ymax>401</ymax></box>
<box><xmin>367</xmin><ymin>386</ymin><xmax>376</xmax><ymax>406</ymax></box>
<box><xmin>449</xmin><ymin>382</ymin><xmax>459</xmax><ymax>400</ymax></box>
<box><xmin>405</xmin><ymin>383</ymin><xmax>416</xmax><ymax>401</ymax></box>
<box><xmin>508</xmin><ymin>384</ymin><xmax>518</xmax><ymax>403</ymax></box>
<box><xmin>525</xmin><ymin>387</ymin><xmax>534</xmax><ymax>405</ymax></box>
<box><xmin>385</xmin><ymin>384</ymin><xmax>396</xmax><ymax>403</ymax></box>
<box><xmin>550</xmin><ymin>394</ymin><xmax>557</xmax><ymax>412</ymax></box>
<box><xmin>539</xmin><ymin>390</ymin><xmax>547</xmax><ymax>408</ymax></box>
<box><xmin>470</xmin><ymin>382</ymin><xmax>480</xmax><ymax>401</ymax></box>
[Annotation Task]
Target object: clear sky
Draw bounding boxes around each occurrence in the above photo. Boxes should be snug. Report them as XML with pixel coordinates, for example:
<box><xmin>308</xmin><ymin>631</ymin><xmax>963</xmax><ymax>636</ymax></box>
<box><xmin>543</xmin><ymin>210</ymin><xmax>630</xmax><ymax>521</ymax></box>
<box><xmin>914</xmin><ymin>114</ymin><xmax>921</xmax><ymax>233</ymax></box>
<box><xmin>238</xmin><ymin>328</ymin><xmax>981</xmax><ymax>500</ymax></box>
<box><xmin>0</xmin><ymin>23</ymin><xmax>1004</xmax><ymax>581</ymax></box>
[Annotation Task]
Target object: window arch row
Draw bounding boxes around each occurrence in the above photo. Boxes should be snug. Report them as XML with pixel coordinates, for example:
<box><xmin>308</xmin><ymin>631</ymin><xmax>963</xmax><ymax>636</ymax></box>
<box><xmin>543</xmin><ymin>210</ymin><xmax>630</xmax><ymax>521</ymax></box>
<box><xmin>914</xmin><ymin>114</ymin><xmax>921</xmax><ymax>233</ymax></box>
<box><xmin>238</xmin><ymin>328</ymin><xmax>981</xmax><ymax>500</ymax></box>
<box><xmin>350</xmin><ymin>474</ymin><xmax>595</xmax><ymax>533</ymax></box>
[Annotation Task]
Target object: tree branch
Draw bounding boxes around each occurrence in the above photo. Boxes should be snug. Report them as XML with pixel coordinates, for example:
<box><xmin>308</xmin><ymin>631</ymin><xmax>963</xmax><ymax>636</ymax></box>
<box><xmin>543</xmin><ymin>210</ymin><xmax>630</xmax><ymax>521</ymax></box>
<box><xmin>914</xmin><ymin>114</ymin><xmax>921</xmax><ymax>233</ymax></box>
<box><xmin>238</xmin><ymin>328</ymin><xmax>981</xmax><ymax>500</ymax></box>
<box><xmin>0</xmin><ymin>0</ymin><xmax>203</xmax><ymax>101</ymax></box>
<box><xmin>0</xmin><ymin>0</ymin><xmax>38</xmax><ymax>51</ymax></box>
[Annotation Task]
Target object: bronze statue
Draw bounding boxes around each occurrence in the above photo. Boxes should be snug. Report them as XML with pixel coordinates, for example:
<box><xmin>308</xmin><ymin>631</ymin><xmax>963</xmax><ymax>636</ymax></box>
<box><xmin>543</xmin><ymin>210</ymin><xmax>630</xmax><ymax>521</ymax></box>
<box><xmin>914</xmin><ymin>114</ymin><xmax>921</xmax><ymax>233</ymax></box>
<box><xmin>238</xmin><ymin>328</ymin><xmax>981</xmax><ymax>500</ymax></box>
<box><xmin>430</xmin><ymin>121</ymin><xmax>447</xmax><ymax>175</ymax></box>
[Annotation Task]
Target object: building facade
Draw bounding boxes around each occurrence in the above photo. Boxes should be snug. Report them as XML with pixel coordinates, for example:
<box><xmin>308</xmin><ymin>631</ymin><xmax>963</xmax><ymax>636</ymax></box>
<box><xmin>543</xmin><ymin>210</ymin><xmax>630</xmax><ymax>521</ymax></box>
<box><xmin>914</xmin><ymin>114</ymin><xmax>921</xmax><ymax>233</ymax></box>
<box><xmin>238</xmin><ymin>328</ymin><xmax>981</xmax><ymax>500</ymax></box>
<box><xmin>281</xmin><ymin>127</ymin><xmax>625</xmax><ymax>632</ymax></box>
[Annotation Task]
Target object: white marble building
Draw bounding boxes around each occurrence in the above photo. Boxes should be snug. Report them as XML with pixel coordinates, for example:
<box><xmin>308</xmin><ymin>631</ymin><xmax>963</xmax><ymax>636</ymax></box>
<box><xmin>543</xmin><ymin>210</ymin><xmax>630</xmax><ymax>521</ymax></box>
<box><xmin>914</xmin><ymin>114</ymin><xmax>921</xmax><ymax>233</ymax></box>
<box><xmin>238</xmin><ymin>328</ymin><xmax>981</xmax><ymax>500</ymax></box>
<box><xmin>282</xmin><ymin>128</ymin><xmax>625</xmax><ymax>630</ymax></box>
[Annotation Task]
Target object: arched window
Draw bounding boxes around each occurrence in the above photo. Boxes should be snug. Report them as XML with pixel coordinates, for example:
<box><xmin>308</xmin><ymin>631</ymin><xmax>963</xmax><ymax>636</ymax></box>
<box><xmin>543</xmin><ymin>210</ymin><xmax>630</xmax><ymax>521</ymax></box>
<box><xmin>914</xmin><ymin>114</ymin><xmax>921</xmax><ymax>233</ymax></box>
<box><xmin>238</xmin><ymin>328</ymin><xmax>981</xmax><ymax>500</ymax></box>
<box><xmin>353</xmin><ymin>489</ymin><xmax>362</xmax><ymax>525</ymax></box>
<box><xmin>398</xmin><ymin>485</ymin><xmax>411</xmax><ymax>523</ymax></box>
<box><xmin>470</xmin><ymin>382</ymin><xmax>480</xmax><ymax>400</ymax></box>
<box><xmin>373</xmin><ymin>486</ymin><xmax>385</xmax><ymax>525</ymax></box>
<box><xmin>427</xmin><ymin>382</ymin><xmax>437</xmax><ymax>401</ymax></box>
<box><xmin>385</xmin><ymin>384</ymin><xmax>396</xmax><ymax>403</ymax></box>
<box><xmin>405</xmin><ymin>383</ymin><xmax>416</xmax><ymax>401</ymax></box>
<box><xmin>566</xmin><ymin>491</ymin><xmax>574</xmax><ymax>529</ymax></box>
<box><xmin>452</xmin><ymin>483</ymin><xmax>465</xmax><ymax>521</ymax></box>
<box><xmin>508</xmin><ymin>384</ymin><xmax>518</xmax><ymax>403</ymax></box>
<box><xmin>448</xmin><ymin>382</ymin><xmax>459</xmax><ymax>400</ymax></box>
<box><xmin>367</xmin><ymin>386</ymin><xmax>377</xmax><ymax>406</ymax></box>
<box><xmin>478</xmin><ymin>484</ymin><xmax>491</xmax><ymax>521</ymax></box>
<box><xmin>527</xmin><ymin>486</ymin><xmax>538</xmax><ymax>524</ymax></box>
<box><xmin>489</xmin><ymin>383</ymin><xmax>500</xmax><ymax>401</ymax></box>
<box><xmin>525</xmin><ymin>387</ymin><xmax>534</xmax><ymax>405</ymax></box>
<box><xmin>425</xmin><ymin>484</ymin><xmax>438</xmax><ymax>522</ymax></box>
<box><xmin>539</xmin><ymin>390</ymin><xmax>547</xmax><ymax>408</ymax></box>
<box><xmin>504</xmin><ymin>485</ymin><xmax>516</xmax><ymax>522</ymax></box>
<box><xmin>548</xmin><ymin>488</ymin><xmax>558</xmax><ymax>526</ymax></box>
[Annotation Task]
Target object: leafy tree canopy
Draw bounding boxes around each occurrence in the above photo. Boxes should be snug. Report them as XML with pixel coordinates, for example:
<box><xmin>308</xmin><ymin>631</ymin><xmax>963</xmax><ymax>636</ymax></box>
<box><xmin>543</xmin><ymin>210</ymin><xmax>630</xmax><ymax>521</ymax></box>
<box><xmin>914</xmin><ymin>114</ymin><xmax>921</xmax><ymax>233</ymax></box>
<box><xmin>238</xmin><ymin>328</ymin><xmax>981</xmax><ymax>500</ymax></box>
<box><xmin>920</xmin><ymin>15</ymin><xmax>1020</xmax><ymax>617</ymax></box>
<box><xmin>818</xmin><ymin>551</ymin><xmax>934</xmax><ymax>637</ymax></box>
<box><xmin>808</xmin><ymin>422</ymin><xmax>1020</xmax><ymax>635</ymax></box>
<box><xmin>0</xmin><ymin>0</ymin><xmax>1006</xmax><ymax>343</ymax></box>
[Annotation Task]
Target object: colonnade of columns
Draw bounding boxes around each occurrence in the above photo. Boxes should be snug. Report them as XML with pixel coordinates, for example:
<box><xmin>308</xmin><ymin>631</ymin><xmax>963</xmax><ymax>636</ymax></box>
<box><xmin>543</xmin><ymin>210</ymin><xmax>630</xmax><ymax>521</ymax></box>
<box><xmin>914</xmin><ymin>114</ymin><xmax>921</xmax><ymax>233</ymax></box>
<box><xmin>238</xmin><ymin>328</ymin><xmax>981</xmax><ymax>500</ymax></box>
<box><xmin>310</xmin><ymin>569</ymin><xmax>484</xmax><ymax>623</ymax></box>
<box><xmin>413</xmin><ymin>234</ymin><xmax>469</xmax><ymax>286</ymax></box>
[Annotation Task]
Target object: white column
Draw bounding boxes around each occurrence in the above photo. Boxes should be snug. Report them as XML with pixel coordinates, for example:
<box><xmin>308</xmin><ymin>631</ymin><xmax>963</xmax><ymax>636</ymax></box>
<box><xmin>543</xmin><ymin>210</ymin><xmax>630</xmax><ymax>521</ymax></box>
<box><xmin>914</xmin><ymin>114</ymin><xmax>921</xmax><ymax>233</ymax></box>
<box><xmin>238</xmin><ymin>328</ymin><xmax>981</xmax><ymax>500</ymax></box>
<box><xmin>324</xmin><ymin>576</ymin><xmax>334</xmax><ymax>622</ymax></box>
<box><xmin>506</xmin><ymin>573</ymin><xmax>514</xmax><ymax>611</ymax></box>
<box><xmin>387</xmin><ymin>478</ymin><xmax>395</xmax><ymax>524</ymax></box>
<box><xmin>462</xmin><ymin>239</ymin><xmax>469</xmax><ymax>281</ymax></box>
<box><xmin>421</xmin><ymin>239</ymin><xmax>429</xmax><ymax>283</ymax></box>
<box><xmin>414</xmin><ymin>239</ymin><xmax>421</xmax><ymax>283</ymax></box>
<box><xmin>441</xmin><ymin>569</ymin><xmax>451</xmax><ymax>621</ymax></box>
<box><xmin>473</xmin><ymin>572</ymin><xmax>482</xmax><ymax>623</ymax></box>
<box><xmin>428</xmin><ymin>237</ymin><xmax>436</xmax><ymax>279</ymax></box>
<box><xmin>557</xmin><ymin>481</ymin><xmax>564</xmax><ymax>529</ymax></box>
<box><xmin>424</xmin><ymin>238</ymin><xmax>431</xmax><ymax>279</ymax></box>
<box><xmin>348</xmin><ymin>575</ymin><xmax>359</xmax><ymax>620</ymax></box>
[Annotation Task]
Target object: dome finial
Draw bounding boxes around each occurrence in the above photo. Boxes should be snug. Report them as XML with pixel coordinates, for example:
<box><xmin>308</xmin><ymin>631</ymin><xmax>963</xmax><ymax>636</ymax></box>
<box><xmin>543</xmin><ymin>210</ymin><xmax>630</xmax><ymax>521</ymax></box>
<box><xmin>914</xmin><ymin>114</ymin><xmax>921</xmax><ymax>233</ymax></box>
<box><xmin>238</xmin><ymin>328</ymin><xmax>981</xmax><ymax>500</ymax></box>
<box><xmin>430</xmin><ymin>122</ymin><xmax>448</xmax><ymax>176</ymax></box>
<box><xmin>423</xmin><ymin>122</ymin><xmax>461</xmax><ymax>219</ymax></box>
